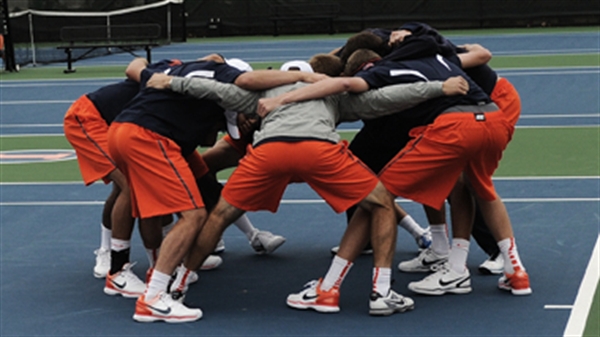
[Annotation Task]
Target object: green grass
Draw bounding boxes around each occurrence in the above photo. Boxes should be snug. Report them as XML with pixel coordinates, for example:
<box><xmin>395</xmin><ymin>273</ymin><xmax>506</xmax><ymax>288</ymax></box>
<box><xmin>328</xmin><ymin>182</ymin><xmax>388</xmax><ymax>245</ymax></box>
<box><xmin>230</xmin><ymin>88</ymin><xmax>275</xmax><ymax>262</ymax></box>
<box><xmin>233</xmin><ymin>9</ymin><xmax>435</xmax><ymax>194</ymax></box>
<box><xmin>584</xmin><ymin>281</ymin><xmax>600</xmax><ymax>337</ymax></box>
<box><xmin>2</xmin><ymin>127</ymin><xmax>599</xmax><ymax>182</ymax></box>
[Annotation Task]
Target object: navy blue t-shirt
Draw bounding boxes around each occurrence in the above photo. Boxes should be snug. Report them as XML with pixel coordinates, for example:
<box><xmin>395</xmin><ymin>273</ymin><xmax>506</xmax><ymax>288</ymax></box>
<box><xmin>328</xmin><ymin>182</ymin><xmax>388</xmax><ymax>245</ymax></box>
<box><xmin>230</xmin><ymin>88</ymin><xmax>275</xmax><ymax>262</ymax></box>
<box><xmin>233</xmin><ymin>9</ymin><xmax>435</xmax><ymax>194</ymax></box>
<box><xmin>394</xmin><ymin>22</ymin><xmax>498</xmax><ymax>95</ymax></box>
<box><xmin>86</xmin><ymin>59</ymin><xmax>179</xmax><ymax>124</ymax></box>
<box><xmin>356</xmin><ymin>56</ymin><xmax>491</xmax><ymax>125</ymax></box>
<box><xmin>115</xmin><ymin>60</ymin><xmax>243</xmax><ymax>156</ymax></box>
<box><xmin>86</xmin><ymin>80</ymin><xmax>140</xmax><ymax>125</ymax></box>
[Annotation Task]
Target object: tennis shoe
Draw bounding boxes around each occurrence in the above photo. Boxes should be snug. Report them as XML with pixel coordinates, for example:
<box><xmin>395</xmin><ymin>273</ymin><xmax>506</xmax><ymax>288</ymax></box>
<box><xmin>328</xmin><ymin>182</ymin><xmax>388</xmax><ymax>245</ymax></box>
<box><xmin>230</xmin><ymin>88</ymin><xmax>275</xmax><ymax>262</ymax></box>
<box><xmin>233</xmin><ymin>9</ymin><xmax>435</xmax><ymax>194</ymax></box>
<box><xmin>330</xmin><ymin>245</ymin><xmax>373</xmax><ymax>255</ymax></box>
<box><xmin>169</xmin><ymin>264</ymin><xmax>199</xmax><ymax>302</ymax></box>
<box><xmin>199</xmin><ymin>254</ymin><xmax>222</xmax><ymax>271</ymax></box>
<box><xmin>133</xmin><ymin>290</ymin><xmax>202</xmax><ymax>323</ymax></box>
<box><xmin>498</xmin><ymin>267</ymin><xmax>532</xmax><ymax>295</ymax></box>
<box><xmin>415</xmin><ymin>227</ymin><xmax>432</xmax><ymax>250</ymax></box>
<box><xmin>398</xmin><ymin>247</ymin><xmax>448</xmax><ymax>273</ymax></box>
<box><xmin>286</xmin><ymin>279</ymin><xmax>340</xmax><ymax>313</ymax></box>
<box><xmin>93</xmin><ymin>248</ymin><xmax>110</xmax><ymax>278</ymax></box>
<box><xmin>478</xmin><ymin>253</ymin><xmax>504</xmax><ymax>275</ymax></box>
<box><xmin>369</xmin><ymin>290</ymin><xmax>415</xmax><ymax>316</ymax></box>
<box><xmin>408</xmin><ymin>263</ymin><xmax>472</xmax><ymax>295</ymax></box>
<box><xmin>214</xmin><ymin>239</ymin><xmax>225</xmax><ymax>253</ymax></box>
<box><xmin>250</xmin><ymin>230</ymin><xmax>286</xmax><ymax>254</ymax></box>
<box><xmin>104</xmin><ymin>262</ymin><xmax>145</xmax><ymax>298</ymax></box>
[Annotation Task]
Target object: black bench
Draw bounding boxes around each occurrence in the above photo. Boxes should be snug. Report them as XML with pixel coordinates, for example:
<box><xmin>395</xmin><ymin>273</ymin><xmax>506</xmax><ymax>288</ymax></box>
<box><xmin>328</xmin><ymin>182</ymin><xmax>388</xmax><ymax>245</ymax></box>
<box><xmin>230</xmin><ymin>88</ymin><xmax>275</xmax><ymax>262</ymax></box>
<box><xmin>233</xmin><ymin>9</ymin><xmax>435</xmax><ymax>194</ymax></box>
<box><xmin>57</xmin><ymin>23</ymin><xmax>162</xmax><ymax>73</ymax></box>
<box><xmin>269</xmin><ymin>3</ymin><xmax>340</xmax><ymax>36</ymax></box>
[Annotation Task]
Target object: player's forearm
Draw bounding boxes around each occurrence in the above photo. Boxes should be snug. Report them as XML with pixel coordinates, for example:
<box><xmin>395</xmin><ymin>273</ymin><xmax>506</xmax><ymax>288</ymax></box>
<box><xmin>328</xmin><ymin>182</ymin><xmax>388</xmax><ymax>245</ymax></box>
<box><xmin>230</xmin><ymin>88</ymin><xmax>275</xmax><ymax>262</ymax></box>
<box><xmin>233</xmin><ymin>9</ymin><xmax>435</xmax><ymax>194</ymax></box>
<box><xmin>277</xmin><ymin>77</ymin><xmax>366</xmax><ymax>105</ymax></box>
<box><xmin>339</xmin><ymin>81</ymin><xmax>445</xmax><ymax>121</ymax></box>
<box><xmin>235</xmin><ymin>70</ymin><xmax>309</xmax><ymax>90</ymax></box>
<box><xmin>170</xmin><ymin>77</ymin><xmax>259</xmax><ymax>114</ymax></box>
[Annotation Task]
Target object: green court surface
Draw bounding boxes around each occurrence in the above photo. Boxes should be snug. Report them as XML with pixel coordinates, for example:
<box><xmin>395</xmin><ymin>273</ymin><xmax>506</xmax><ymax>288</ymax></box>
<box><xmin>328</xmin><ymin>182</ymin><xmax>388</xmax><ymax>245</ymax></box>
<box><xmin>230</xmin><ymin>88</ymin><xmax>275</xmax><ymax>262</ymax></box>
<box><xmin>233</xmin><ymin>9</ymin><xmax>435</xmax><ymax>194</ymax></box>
<box><xmin>1</xmin><ymin>127</ymin><xmax>599</xmax><ymax>182</ymax></box>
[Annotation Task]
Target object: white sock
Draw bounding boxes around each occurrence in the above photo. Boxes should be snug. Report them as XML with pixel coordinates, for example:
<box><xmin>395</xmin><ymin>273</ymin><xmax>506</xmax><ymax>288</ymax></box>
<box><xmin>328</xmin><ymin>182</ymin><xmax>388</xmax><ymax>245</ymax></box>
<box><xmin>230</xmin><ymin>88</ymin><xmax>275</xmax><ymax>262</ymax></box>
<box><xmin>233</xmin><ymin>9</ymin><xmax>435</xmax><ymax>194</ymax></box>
<box><xmin>372</xmin><ymin>267</ymin><xmax>392</xmax><ymax>296</ymax></box>
<box><xmin>145</xmin><ymin>270</ymin><xmax>171</xmax><ymax>299</ymax></box>
<box><xmin>111</xmin><ymin>238</ymin><xmax>130</xmax><ymax>252</ymax></box>
<box><xmin>145</xmin><ymin>248</ymin><xmax>160</xmax><ymax>268</ymax></box>
<box><xmin>448</xmin><ymin>238</ymin><xmax>470</xmax><ymax>273</ymax></box>
<box><xmin>398</xmin><ymin>215</ymin><xmax>426</xmax><ymax>238</ymax></box>
<box><xmin>100</xmin><ymin>224</ymin><xmax>111</xmax><ymax>251</ymax></box>
<box><xmin>429</xmin><ymin>224</ymin><xmax>450</xmax><ymax>255</ymax></box>
<box><xmin>321</xmin><ymin>255</ymin><xmax>353</xmax><ymax>291</ymax></box>
<box><xmin>498</xmin><ymin>237</ymin><xmax>524</xmax><ymax>274</ymax></box>
<box><xmin>233</xmin><ymin>215</ymin><xmax>258</xmax><ymax>240</ymax></box>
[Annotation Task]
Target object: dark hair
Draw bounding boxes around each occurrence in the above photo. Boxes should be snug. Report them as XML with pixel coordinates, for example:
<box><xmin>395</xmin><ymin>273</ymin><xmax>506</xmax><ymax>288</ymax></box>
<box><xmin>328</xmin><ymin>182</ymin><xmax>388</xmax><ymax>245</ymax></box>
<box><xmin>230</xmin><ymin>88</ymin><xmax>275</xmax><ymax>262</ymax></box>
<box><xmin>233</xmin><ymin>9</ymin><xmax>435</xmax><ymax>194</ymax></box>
<box><xmin>344</xmin><ymin>49</ymin><xmax>381</xmax><ymax>76</ymax></box>
<box><xmin>309</xmin><ymin>54</ymin><xmax>344</xmax><ymax>77</ymax></box>
<box><xmin>340</xmin><ymin>31</ymin><xmax>387</xmax><ymax>62</ymax></box>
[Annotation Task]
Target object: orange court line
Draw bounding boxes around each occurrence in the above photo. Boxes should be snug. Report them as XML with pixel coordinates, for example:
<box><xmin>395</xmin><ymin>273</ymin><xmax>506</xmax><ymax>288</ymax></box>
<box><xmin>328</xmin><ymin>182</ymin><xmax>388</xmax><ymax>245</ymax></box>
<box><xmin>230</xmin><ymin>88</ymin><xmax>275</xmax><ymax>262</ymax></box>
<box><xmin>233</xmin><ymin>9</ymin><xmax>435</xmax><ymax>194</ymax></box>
<box><xmin>0</xmin><ymin>153</ymin><xmax>73</xmax><ymax>160</ymax></box>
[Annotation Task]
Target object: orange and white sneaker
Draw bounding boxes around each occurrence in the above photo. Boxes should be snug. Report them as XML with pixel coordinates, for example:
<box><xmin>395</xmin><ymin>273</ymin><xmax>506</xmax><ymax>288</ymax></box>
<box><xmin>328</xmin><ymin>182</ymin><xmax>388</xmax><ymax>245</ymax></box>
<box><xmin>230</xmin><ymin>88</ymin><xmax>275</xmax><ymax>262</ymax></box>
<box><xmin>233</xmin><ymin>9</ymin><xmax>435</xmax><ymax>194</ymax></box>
<box><xmin>133</xmin><ymin>291</ymin><xmax>202</xmax><ymax>323</ymax></box>
<box><xmin>104</xmin><ymin>262</ymin><xmax>145</xmax><ymax>298</ymax></box>
<box><xmin>498</xmin><ymin>267</ymin><xmax>532</xmax><ymax>295</ymax></box>
<box><xmin>286</xmin><ymin>279</ymin><xmax>340</xmax><ymax>313</ymax></box>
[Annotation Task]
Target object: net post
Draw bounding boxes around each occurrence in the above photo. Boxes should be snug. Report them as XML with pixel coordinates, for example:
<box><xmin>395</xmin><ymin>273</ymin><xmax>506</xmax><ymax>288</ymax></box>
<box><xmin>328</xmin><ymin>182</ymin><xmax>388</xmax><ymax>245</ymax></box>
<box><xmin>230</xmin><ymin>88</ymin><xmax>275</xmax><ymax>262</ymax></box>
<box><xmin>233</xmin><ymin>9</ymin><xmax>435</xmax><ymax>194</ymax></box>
<box><xmin>1</xmin><ymin>0</ymin><xmax>18</xmax><ymax>71</ymax></box>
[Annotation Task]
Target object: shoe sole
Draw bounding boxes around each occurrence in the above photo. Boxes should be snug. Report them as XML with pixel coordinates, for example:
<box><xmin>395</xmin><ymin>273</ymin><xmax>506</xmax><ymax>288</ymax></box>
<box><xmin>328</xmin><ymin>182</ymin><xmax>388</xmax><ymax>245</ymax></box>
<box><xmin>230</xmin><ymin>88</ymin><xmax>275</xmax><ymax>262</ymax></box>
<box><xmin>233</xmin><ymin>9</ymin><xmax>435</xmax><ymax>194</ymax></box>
<box><xmin>369</xmin><ymin>303</ymin><xmax>415</xmax><ymax>316</ymax></box>
<box><xmin>104</xmin><ymin>287</ymin><xmax>143</xmax><ymax>298</ymax></box>
<box><xmin>478</xmin><ymin>267</ymin><xmax>503</xmax><ymax>275</ymax></box>
<box><xmin>133</xmin><ymin>313</ymin><xmax>202</xmax><ymax>323</ymax></box>
<box><xmin>263</xmin><ymin>237</ymin><xmax>286</xmax><ymax>254</ymax></box>
<box><xmin>93</xmin><ymin>271</ymin><xmax>107</xmax><ymax>278</ymax></box>
<box><xmin>286</xmin><ymin>300</ymin><xmax>340</xmax><ymax>313</ymax></box>
<box><xmin>498</xmin><ymin>284</ymin><xmax>532</xmax><ymax>295</ymax></box>
<box><xmin>408</xmin><ymin>284</ymin><xmax>472</xmax><ymax>296</ymax></box>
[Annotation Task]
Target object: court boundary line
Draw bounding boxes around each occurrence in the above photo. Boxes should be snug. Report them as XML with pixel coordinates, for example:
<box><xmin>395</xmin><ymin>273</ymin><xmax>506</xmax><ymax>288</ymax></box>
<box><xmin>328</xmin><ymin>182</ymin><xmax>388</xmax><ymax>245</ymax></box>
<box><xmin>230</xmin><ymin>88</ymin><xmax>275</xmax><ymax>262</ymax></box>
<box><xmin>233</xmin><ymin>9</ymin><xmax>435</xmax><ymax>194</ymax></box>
<box><xmin>564</xmin><ymin>235</ymin><xmax>600</xmax><ymax>337</ymax></box>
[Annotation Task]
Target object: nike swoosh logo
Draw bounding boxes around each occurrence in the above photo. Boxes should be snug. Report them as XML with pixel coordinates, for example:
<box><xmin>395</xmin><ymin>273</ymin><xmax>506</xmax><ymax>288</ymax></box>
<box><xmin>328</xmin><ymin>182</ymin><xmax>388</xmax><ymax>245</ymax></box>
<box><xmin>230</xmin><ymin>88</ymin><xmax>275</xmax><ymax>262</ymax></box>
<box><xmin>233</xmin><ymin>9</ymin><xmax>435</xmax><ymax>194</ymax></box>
<box><xmin>148</xmin><ymin>304</ymin><xmax>172</xmax><ymax>315</ymax></box>
<box><xmin>422</xmin><ymin>259</ymin><xmax>444</xmax><ymax>266</ymax></box>
<box><xmin>302</xmin><ymin>293</ymin><xmax>318</xmax><ymax>301</ymax></box>
<box><xmin>111</xmin><ymin>280</ymin><xmax>127</xmax><ymax>289</ymax></box>
<box><xmin>439</xmin><ymin>276</ymin><xmax>469</xmax><ymax>287</ymax></box>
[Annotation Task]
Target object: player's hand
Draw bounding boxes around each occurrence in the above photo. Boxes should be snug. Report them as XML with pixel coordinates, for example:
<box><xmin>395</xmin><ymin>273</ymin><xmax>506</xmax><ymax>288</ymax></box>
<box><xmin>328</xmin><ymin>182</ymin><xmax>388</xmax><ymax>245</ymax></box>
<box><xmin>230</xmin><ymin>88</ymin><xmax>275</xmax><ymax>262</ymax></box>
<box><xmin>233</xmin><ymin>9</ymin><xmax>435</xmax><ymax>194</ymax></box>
<box><xmin>146</xmin><ymin>73</ymin><xmax>173</xmax><ymax>90</ymax></box>
<box><xmin>442</xmin><ymin>76</ymin><xmax>469</xmax><ymax>95</ymax></box>
<box><xmin>388</xmin><ymin>29</ymin><xmax>412</xmax><ymax>47</ymax></box>
<box><xmin>237</xmin><ymin>112</ymin><xmax>258</xmax><ymax>137</ymax></box>
<box><xmin>257</xmin><ymin>97</ymin><xmax>283</xmax><ymax>118</ymax></box>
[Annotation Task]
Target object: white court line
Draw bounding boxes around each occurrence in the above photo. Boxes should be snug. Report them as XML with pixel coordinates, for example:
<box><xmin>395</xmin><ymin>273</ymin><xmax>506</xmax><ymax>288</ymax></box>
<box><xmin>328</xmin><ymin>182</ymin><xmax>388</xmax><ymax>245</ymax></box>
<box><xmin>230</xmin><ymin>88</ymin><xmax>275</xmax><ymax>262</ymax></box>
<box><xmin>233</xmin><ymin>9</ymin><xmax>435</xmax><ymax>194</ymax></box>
<box><xmin>0</xmin><ymin>100</ymin><xmax>74</xmax><ymax>105</ymax></box>
<box><xmin>564</xmin><ymin>235</ymin><xmax>600</xmax><ymax>337</ymax></box>
<box><xmin>545</xmin><ymin>305</ymin><xmax>574</xmax><ymax>310</ymax></box>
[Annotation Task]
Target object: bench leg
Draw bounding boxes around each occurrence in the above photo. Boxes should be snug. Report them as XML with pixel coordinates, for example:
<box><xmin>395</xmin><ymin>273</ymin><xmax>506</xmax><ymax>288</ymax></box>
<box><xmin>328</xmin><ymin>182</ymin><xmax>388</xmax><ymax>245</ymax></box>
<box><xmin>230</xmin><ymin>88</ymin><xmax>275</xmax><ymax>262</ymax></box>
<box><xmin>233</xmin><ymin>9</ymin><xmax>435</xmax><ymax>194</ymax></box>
<box><xmin>63</xmin><ymin>48</ymin><xmax>76</xmax><ymax>74</ymax></box>
<box><xmin>145</xmin><ymin>46</ymin><xmax>152</xmax><ymax>63</ymax></box>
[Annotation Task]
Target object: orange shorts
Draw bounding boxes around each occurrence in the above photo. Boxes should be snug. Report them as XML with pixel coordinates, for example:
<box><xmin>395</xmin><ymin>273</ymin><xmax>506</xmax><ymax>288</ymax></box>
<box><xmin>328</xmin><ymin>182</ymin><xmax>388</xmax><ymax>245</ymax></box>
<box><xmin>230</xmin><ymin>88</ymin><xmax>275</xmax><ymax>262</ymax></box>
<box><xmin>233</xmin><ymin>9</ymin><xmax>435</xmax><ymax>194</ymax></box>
<box><xmin>379</xmin><ymin>110</ymin><xmax>513</xmax><ymax>210</ymax></box>
<box><xmin>186</xmin><ymin>150</ymin><xmax>210</xmax><ymax>179</ymax></box>
<box><xmin>222</xmin><ymin>133</ymin><xmax>249</xmax><ymax>156</ymax></box>
<box><xmin>222</xmin><ymin>140</ymin><xmax>379</xmax><ymax>213</ymax></box>
<box><xmin>492</xmin><ymin>77</ymin><xmax>521</xmax><ymax>129</ymax></box>
<box><xmin>107</xmin><ymin>122</ymin><xmax>204</xmax><ymax>219</ymax></box>
<box><xmin>63</xmin><ymin>95</ymin><xmax>115</xmax><ymax>185</ymax></box>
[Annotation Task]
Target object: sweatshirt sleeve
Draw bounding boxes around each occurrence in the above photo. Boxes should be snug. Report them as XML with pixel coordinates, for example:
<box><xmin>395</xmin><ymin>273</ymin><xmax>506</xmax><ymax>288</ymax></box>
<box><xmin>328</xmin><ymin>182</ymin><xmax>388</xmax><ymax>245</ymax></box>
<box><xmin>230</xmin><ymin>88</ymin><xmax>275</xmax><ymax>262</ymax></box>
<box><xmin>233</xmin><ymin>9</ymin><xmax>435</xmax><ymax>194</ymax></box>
<box><xmin>170</xmin><ymin>77</ymin><xmax>260</xmax><ymax>115</ymax></box>
<box><xmin>338</xmin><ymin>81</ymin><xmax>445</xmax><ymax>121</ymax></box>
